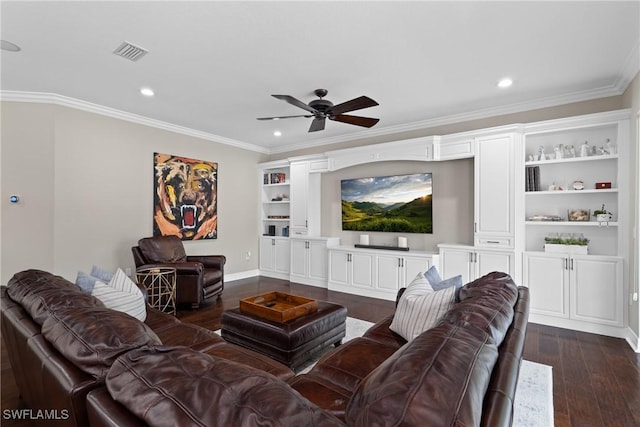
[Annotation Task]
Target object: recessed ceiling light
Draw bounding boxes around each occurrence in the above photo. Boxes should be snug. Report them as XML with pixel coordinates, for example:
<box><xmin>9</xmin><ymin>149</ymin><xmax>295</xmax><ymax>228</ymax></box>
<box><xmin>1</xmin><ymin>40</ymin><xmax>21</xmax><ymax>52</ymax></box>
<box><xmin>273</xmin><ymin>130</ymin><xmax>282</xmax><ymax>137</ymax></box>
<box><xmin>140</xmin><ymin>87</ymin><xmax>155</xmax><ymax>97</ymax></box>
<box><xmin>498</xmin><ymin>78</ymin><xmax>513</xmax><ymax>88</ymax></box>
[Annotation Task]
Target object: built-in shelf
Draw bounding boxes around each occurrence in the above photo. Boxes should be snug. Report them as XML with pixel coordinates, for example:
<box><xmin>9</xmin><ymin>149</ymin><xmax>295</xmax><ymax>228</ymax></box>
<box><xmin>263</xmin><ymin>182</ymin><xmax>289</xmax><ymax>187</ymax></box>
<box><xmin>525</xmin><ymin>188</ymin><xmax>618</xmax><ymax>195</ymax></box>
<box><xmin>525</xmin><ymin>221</ymin><xmax>619</xmax><ymax>227</ymax></box>
<box><xmin>525</xmin><ymin>154</ymin><xmax>618</xmax><ymax>166</ymax></box>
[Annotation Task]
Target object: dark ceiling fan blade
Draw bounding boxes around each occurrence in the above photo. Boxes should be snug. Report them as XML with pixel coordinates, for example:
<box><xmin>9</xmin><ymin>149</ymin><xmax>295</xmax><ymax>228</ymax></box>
<box><xmin>256</xmin><ymin>114</ymin><xmax>313</xmax><ymax>120</ymax></box>
<box><xmin>272</xmin><ymin>95</ymin><xmax>319</xmax><ymax>114</ymax></box>
<box><xmin>329</xmin><ymin>96</ymin><xmax>378</xmax><ymax>116</ymax></box>
<box><xmin>330</xmin><ymin>114</ymin><xmax>380</xmax><ymax>128</ymax></box>
<box><xmin>308</xmin><ymin>117</ymin><xmax>326</xmax><ymax>132</ymax></box>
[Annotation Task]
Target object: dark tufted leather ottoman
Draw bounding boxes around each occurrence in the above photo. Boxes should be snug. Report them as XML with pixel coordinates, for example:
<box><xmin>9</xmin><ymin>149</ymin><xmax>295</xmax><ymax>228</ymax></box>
<box><xmin>221</xmin><ymin>301</ymin><xmax>347</xmax><ymax>371</ymax></box>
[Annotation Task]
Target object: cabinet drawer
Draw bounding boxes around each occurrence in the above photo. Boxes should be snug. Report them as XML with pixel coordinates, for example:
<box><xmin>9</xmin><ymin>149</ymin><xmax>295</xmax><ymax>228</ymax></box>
<box><xmin>475</xmin><ymin>237</ymin><xmax>513</xmax><ymax>247</ymax></box>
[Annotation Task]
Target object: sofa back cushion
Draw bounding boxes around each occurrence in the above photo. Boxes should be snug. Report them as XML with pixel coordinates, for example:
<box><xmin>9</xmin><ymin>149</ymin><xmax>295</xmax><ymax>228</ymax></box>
<box><xmin>138</xmin><ymin>236</ymin><xmax>187</xmax><ymax>263</ymax></box>
<box><xmin>444</xmin><ymin>271</ymin><xmax>518</xmax><ymax>345</ymax></box>
<box><xmin>42</xmin><ymin>306</ymin><xmax>162</xmax><ymax>381</ymax></box>
<box><xmin>107</xmin><ymin>346</ymin><xmax>343</xmax><ymax>427</ymax></box>
<box><xmin>7</xmin><ymin>269</ymin><xmax>105</xmax><ymax>325</ymax></box>
<box><xmin>346</xmin><ymin>323</ymin><xmax>498</xmax><ymax>427</ymax></box>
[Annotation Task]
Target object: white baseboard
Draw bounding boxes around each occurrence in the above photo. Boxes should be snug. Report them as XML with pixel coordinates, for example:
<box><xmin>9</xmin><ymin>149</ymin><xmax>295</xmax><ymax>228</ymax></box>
<box><xmin>625</xmin><ymin>327</ymin><xmax>640</xmax><ymax>353</ymax></box>
<box><xmin>225</xmin><ymin>269</ymin><xmax>259</xmax><ymax>284</ymax></box>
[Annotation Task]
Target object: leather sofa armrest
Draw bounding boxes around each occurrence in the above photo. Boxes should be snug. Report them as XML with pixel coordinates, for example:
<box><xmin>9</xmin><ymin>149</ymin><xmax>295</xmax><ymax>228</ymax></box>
<box><xmin>187</xmin><ymin>255</ymin><xmax>226</xmax><ymax>270</ymax></box>
<box><xmin>136</xmin><ymin>262</ymin><xmax>204</xmax><ymax>275</ymax></box>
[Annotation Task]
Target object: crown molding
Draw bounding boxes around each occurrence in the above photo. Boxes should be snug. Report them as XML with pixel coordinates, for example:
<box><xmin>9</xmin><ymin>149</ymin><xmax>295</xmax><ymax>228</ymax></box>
<box><xmin>616</xmin><ymin>38</ymin><xmax>640</xmax><ymax>93</ymax></box>
<box><xmin>0</xmin><ymin>91</ymin><xmax>271</xmax><ymax>154</ymax></box>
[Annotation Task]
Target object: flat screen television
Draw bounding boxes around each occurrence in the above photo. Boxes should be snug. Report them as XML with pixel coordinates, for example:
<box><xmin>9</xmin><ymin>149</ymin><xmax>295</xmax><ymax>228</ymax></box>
<box><xmin>341</xmin><ymin>172</ymin><xmax>433</xmax><ymax>233</ymax></box>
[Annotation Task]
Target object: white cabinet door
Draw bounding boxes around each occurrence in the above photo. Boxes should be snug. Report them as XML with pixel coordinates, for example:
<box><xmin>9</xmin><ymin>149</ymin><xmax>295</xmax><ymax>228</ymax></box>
<box><xmin>259</xmin><ymin>237</ymin><xmax>275</xmax><ymax>271</ymax></box>
<box><xmin>571</xmin><ymin>256</ymin><xmax>623</xmax><ymax>326</ymax></box>
<box><xmin>274</xmin><ymin>238</ymin><xmax>290</xmax><ymax>274</ymax></box>
<box><xmin>474</xmin><ymin>134</ymin><xmax>514</xmax><ymax>247</ymax></box>
<box><xmin>289</xmin><ymin>162</ymin><xmax>309</xmax><ymax>234</ymax></box>
<box><xmin>351</xmin><ymin>252</ymin><xmax>375</xmax><ymax>289</ymax></box>
<box><xmin>259</xmin><ymin>237</ymin><xmax>290</xmax><ymax>278</ymax></box>
<box><xmin>376</xmin><ymin>254</ymin><xmax>402</xmax><ymax>292</ymax></box>
<box><xmin>523</xmin><ymin>252</ymin><xmax>569</xmax><ymax>318</ymax></box>
<box><xmin>308</xmin><ymin>239</ymin><xmax>329</xmax><ymax>281</ymax></box>
<box><xmin>476</xmin><ymin>250</ymin><xmax>514</xmax><ymax>278</ymax></box>
<box><xmin>440</xmin><ymin>247</ymin><xmax>473</xmax><ymax>284</ymax></box>
<box><xmin>328</xmin><ymin>250</ymin><xmax>350</xmax><ymax>286</ymax></box>
<box><xmin>289</xmin><ymin>238</ymin><xmax>307</xmax><ymax>277</ymax></box>
<box><xmin>440</xmin><ymin>246</ymin><xmax>513</xmax><ymax>284</ymax></box>
<box><xmin>401</xmin><ymin>255</ymin><xmax>433</xmax><ymax>286</ymax></box>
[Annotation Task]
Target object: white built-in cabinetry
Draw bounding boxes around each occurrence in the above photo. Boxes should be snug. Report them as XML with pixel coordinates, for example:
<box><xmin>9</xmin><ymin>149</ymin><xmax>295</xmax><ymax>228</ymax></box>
<box><xmin>290</xmin><ymin>237</ymin><xmax>339</xmax><ymax>287</ymax></box>
<box><xmin>520</xmin><ymin>111</ymin><xmax>628</xmax><ymax>336</ymax></box>
<box><xmin>523</xmin><ymin>252</ymin><xmax>623</xmax><ymax>328</ymax></box>
<box><xmin>328</xmin><ymin>246</ymin><xmax>437</xmax><ymax>301</ymax></box>
<box><xmin>260</xmin><ymin>161</ymin><xmax>291</xmax><ymax>238</ymax></box>
<box><xmin>473</xmin><ymin>133</ymin><xmax>517</xmax><ymax>248</ymax></box>
<box><xmin>259</xmin><ymin>158</ymin><xmax>330</xmax><ymax>282</ymax></box>
<box><xmin>259</xmin><ymin>236</ymin><xmax>290</xmax><ymax>280</ymax></box>
<box><xmin>439</xmin><ymin>244</ymin><xmax>515</xmax><ymax>285</ymax></box>
<box><xmin>257</xmin><ymin>110</ymin><xmax>631</xmax><ymax>342</ymax></box>
<box><xmin>438</xmin><ymin>130</ymin><xmax>519</xmax><ymax>282</ymax></box>
<box><xmin>289</xmin><ymin>159</ymin><xmax>323</xmax><ymax>236</ymax></box>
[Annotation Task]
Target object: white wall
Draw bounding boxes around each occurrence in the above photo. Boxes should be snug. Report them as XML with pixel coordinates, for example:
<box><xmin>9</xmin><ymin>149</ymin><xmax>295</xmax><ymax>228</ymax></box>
<box><xmin>321</xmin><ymin>159</ymin><xmax>474</xmax><ymax>252</ymax></box>
<box><xmin>1</xmin><ymin>102</ymin><xmax>266</xmax><ymax>285</ymax></box>
<box><xmin>1</xmin><ymin>103</ymin><xmax>56</xmax><ymax>278</ymax></box>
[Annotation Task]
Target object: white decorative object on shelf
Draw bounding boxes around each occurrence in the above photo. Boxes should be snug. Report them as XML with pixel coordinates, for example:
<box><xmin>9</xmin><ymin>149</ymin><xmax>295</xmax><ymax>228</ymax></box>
<box><xmin>579</xmin><ymin>141</ymin><xmax>590</xmax><ymax>157</ymax></box>
<box><xmin>359</xmin><ymin>235</ymin><xmax>369</xmax><ymax>245</ymax></box>
<box><xmin>398</xmin><ymin>236</ymin><xmax>408</xmax><ymax>248</ymax></box>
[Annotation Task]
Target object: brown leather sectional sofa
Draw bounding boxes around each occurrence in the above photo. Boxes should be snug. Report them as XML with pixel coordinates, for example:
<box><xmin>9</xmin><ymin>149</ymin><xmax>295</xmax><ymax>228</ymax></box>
<box><xmin>2</xmin><ymin>269</ymin><xmax>529</xmax><ymax>426</ymax></box>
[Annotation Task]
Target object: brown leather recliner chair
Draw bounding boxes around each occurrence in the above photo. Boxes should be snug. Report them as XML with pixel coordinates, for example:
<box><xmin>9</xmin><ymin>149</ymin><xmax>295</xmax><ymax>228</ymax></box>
<box><xmin>132</xmin><ymin>236</ymin><xmax>225</xmax><ymax>309</ymax></box>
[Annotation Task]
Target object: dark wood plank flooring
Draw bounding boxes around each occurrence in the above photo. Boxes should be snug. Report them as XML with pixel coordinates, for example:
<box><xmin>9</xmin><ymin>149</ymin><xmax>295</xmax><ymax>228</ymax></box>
<box><xmin>2</xmin><ymin>276</ymin><xmax>639</xmax><ymax>426</ymax></box>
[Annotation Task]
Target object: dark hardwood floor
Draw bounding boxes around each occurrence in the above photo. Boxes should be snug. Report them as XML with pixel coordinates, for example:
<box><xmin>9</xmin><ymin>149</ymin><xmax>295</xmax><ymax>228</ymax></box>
<box><xmin>2</xmin><ymin>276</ymin><xmax>639</xmax><ymax>426</ymax></box>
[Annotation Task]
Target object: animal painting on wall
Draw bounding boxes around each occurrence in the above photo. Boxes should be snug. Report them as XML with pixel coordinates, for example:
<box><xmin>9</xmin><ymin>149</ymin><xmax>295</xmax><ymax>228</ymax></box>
<box><xmin>153</xmin><ymin>152</ymin><xmax>218</xmax><ymax>240</ymax></box>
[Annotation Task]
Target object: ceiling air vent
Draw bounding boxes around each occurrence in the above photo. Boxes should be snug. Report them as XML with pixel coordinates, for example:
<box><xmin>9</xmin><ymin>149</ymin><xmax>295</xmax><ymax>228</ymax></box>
<box><xmin>113</xmin><ymin>41</ymin><xmax>148</xmax><ymax>62</ymax></box>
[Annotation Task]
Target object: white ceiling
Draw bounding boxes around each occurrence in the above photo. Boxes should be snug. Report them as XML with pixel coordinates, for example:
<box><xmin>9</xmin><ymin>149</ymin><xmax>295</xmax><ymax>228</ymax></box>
<box><xmin>1</xmin><ymin>1</ymin><xmax>639</xmax><ymax>154</ymax></box>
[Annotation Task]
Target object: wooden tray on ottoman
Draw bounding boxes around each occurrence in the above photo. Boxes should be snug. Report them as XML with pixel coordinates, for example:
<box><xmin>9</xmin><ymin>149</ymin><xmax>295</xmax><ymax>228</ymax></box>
<box><xmin>240</xmin><ymin>292</ymin><xmax>318</xmax><ymax>323</ymax></box>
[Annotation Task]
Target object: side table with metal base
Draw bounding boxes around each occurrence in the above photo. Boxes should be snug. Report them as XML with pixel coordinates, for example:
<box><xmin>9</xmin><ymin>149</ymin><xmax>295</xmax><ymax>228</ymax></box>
<box><xmin>135</xmin><ymin>267</ymin><xmax>177</xmax><ymax>315</ymax></box>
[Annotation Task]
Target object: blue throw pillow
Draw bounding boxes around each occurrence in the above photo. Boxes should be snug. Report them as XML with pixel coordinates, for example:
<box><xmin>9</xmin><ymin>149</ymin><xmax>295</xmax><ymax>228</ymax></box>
<box><xmin>91</xmin><ymin>265</ymin><xmax>114</xmax><ymax>282</ymax></box>
<box><xmin>424</xmin><ymin>265</ymin><xmax>463</xmax><ymax>291</ymax></box>
<box><xmin>75</xmin><ymin>271</ymin><xmax>102</xmax><ymax>294</ymax></box>
<box><xmin>423</xmin><ymin>265</ymin><xmax>442</xmax><ymax>286</ymax></box>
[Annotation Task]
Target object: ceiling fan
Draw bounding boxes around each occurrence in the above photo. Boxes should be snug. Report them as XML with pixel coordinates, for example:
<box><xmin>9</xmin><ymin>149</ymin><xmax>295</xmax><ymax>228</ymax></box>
<box><xmin>257</xmin><ymin>89</ymin><xmax>379</xmax><ymax>132</ymax></box>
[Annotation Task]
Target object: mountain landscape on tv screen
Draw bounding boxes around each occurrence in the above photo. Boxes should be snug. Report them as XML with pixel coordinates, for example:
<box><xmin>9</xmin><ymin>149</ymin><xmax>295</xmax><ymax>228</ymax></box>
<box><xmin>341</xmin><ymin>173</ymin><xmax>433</xmax><ymax>233</ymax></box>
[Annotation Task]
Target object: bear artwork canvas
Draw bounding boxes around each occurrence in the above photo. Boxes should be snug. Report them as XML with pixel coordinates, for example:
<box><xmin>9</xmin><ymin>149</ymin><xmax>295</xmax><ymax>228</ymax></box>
<box><xmin>153</xmin><ymin>152</ymin><xmax>218</xmax><ymax>240</ymax></box>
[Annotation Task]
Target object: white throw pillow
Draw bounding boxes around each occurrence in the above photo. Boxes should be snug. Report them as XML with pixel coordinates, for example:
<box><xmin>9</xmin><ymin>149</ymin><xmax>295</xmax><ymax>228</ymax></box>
<box><xmin>389</xmin><ymin>273</ymin><xmax>456</xmax><ymax>341</ymax></box>
<box><xmin>91</xmin><ymin>269</ymin><xmax>147</xmax><ymax>321</ymax></box>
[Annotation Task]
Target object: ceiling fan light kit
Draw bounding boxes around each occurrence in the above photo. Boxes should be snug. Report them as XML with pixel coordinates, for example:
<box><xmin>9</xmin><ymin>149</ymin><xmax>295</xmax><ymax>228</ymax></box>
<box><xmin>257</xmin><ymin>89</ymin><xmax>379</xmax><ymax>132</ymax></box>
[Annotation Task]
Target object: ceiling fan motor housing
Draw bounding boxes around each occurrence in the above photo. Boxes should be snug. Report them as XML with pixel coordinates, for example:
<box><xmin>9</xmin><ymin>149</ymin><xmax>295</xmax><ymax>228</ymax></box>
<box><xmin>308</xmin><ymin>98</ymin><xmax>334</xmax><ymax>115</ymax></box>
